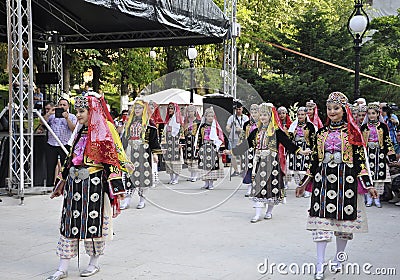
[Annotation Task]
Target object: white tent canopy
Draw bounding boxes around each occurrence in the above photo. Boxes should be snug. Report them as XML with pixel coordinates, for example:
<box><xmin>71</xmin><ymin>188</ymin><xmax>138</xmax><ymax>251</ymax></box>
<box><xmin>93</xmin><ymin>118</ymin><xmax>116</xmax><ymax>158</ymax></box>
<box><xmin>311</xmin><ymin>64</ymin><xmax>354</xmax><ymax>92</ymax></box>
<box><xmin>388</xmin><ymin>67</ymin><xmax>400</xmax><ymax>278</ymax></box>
<box><xmin>139</xmin><ymin>88</ymin><xmax>203</xmax><ymax>105</ymax></box>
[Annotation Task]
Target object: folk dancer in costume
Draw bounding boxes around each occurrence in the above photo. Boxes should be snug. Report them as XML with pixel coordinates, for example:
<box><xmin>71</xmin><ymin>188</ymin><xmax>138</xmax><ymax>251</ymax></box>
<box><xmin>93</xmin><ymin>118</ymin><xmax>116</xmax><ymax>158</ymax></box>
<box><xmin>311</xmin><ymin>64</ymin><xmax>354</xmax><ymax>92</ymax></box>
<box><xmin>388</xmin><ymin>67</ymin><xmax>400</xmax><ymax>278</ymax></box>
<box><xmin>350</xmin><ymin>104</ymin><xmax>359</xmax><ymax>123</ymax></box>
<box><xmin>296</xmin><ymin>92</ymin><xmax>378</xmax><ymax>280</ymax></box>
<box><xmin>360</xmin><ymin>103</ymin><xmax>396</xmax><ymax>208</ymax></box>
<box><xmin>121</xmin><ymin>99</ymin><xmax>162</xmax><ymax>210</ymax></box>
<box><xmin>163</xmin><ymin>102</ymin><xmax>184</xmax><ymax>185</ymax></box>
<box><xmin>306</xmin><ymin>100</ymin><xmax>323</xmax><ymax>130</ymax></box>
<box><xmin>357</xmin><ymin>104</ymin><xmax>367</xmax><ymax>127</ymax></box>
<box><xmin>277</xmin><ymin>106</ymin><xmax>293</xmax><ymax>201</ymax></box>
<box><xmin>287</xmin><ymin>107</ymin><xmax>316</xmax><ymax>198</ymax></box>
<box><xmin>195</xmin><ymin>107</ymin><xmax>225</xmax><ymax>190</ymax></box>
<box><xmin>183</xmin><ymin>104</ymin><xmax>201</xmax><ymax>182</ymax></box>
<box><xmin>228</xmin><ymin>103</ymin><xmax>310</xmax><ymax>223</ymax></box>
<box><xmin>47</xmin><ymin>94</ymin><xmax>132</xmax><ymax>280</ymax></box>
<box><xmin>241</xmin><ymin>104</ymin><xmax>260</xmax><ymax>197</ymax></box>
<box><xmin>277</xmin><ymin>106</ymin><xmax>292</xmax><ymax>134</ymax></box>
<box><xmin>148</xmin><ymin>100</ymin><xmax>164</xmax><ymax>185</ymax></box>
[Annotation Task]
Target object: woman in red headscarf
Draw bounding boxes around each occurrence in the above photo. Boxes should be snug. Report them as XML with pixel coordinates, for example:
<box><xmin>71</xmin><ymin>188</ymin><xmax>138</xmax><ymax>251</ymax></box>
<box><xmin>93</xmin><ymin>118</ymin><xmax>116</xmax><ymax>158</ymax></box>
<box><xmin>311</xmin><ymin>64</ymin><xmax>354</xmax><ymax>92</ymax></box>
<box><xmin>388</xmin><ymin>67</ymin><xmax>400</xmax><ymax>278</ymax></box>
<box><xmin>228</xmin><ymin>103</ymin><xmax>310</xmax><ymax>223</ymax></box>
<box><xmin>120</xmin><ymin>99</ymin><xmax>162</xmax><ymax>210</ymax></box>
<box><xmin>148</xmin><ymin>100</ymin><xmax>164</xmax><ymax>184</ymax></box>
<box><xmin>296</xmin><ymin>92</ymin><xmax>378</xmax><ymax>280</ymax></box>
<box><xmin>163</xmin><ymin>102</ymin><xmax>184</xmax><ymax>184</ymax></box>
<box><xmin>195</xmin><ymin>106</ymin><xmax>225</xmax><ymax>190</ymax></box>
<box><xmin>360</xmin><ymin>103</ymin><xmax>396</xmax><ymax>208</ymax></box>
<box><xmin>306</xmin><ymin>100</ymin><xmax>323</xmax><ymax>130</ymax></box>
<box><xmin>183</xmin><ymin>104</ymin><xmax>201</xmax><ymax>182</ymax></box>
<box><xmin>47</xmin><ymin>93</ymin><xmax>130</xmax><ymax>280</ymax></box>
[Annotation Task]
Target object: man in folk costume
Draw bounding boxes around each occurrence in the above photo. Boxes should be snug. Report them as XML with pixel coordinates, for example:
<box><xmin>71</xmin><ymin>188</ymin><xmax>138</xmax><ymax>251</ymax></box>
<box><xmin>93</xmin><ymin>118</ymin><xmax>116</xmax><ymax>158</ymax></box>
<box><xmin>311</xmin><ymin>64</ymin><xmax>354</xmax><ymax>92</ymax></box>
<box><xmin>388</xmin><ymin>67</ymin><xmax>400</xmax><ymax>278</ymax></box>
<box><xmin>226</xmin><ymin>101</ymin><xmax>249</xmax><ymax>176</ymax></box>
<box><xmin>121</xmin><ymin>99</ymin><xmax>162</xmax><ymax>210</ymax></box>
<box><xmin>287</xmin><ymin>107</ymin><xmax>316</xmax><ymax>198</ymax></box>
<box><xmin>228</xmin><ymin>103</ymin><xmax>310</xmax><ymax>223</ymax></box>
<box><xmin>296</xmin><ymin>92</ymin><xmax>378</xmax><ymax>280</ymax></box>
<box><xmin>163</xmin><ymin>102</ymin><xmax>184</xmax><ymax>185</ymax></box>
<box><xmin>183</xmin><ymin>104</ymin><xmax>201</xmax><ymax>182</ymax></box>
<box><xmin>47</xmin><ymin>94</ymin><xmax>131</xmax><ymax>280</ymax></box>
<box><xmin>306</xmin><ymin>100</ymin><xmax>323</xmax><ymax>130</ymax></box>
<box><xmin>241</xmin><ymin>104</ymin><xmax>260</xmax><ymax>197</ymax></box>
<box><xmin>360</xmin><ymin>103</ymin><xmax>396</xmax><ymax>208</ymax></box>
<box><xmin>195</xmin><ymin>107</ymin><xmax>225</xmax><ymax>190</ymax></box>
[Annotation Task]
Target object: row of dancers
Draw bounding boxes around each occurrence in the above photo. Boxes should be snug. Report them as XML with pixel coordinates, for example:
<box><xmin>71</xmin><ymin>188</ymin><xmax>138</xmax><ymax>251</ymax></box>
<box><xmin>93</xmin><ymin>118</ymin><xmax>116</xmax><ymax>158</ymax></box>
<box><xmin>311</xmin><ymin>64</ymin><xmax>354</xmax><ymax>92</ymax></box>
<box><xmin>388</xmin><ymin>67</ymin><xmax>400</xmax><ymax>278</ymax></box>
<box><xmin>46</xmin><ymin>91</ymin><xmax>393</xmax><ymax>280</ymax></box>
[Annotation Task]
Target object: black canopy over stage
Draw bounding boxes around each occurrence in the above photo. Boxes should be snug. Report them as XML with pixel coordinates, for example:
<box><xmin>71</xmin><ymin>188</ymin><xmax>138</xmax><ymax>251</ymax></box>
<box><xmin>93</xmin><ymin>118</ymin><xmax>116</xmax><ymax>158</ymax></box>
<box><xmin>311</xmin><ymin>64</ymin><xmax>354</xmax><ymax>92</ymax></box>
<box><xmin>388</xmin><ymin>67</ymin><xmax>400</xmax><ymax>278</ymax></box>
<box><xmin>0</xmin><ymin>0</ymin><xmax>229</xmax><ymax>48</ymax></box>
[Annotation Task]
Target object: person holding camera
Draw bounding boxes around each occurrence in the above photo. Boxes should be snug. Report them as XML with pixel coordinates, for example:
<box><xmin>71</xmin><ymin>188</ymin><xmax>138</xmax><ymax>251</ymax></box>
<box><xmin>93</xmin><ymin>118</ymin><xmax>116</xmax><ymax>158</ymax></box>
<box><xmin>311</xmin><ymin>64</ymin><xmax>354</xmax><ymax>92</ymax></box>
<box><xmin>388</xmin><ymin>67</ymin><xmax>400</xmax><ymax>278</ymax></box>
<box><xmin>44</xmin><ymin>98</ymin><xmax>77</xmax><ymax>187</ymax></box>
<box><xmin>226</xmin><ymin>101</ymin><xmax>249</xmax><ymax>176</ymax></box>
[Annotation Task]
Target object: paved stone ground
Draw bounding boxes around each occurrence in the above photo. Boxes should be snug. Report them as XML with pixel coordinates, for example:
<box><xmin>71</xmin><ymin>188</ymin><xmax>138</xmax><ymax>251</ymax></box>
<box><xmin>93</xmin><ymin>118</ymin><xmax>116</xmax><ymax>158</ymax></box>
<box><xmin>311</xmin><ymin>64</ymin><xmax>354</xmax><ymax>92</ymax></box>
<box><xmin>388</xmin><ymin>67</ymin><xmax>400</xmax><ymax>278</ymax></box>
<box><xmin>0</xmin><ymin>168</ymin><xmax>399</xmax><ymax>280</ymax></box>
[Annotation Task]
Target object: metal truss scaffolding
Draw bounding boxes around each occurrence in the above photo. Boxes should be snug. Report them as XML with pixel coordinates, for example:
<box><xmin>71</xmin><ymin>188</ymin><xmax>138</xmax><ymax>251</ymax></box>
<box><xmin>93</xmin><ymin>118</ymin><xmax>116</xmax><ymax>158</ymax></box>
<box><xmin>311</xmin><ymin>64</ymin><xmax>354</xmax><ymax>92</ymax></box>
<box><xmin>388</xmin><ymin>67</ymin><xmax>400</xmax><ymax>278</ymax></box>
<box><xmin>49</xmin><ymin>42</ymin><xmax>63</xmax><ymax>98</ymax></box>
<box><xmin>6</xmin><ymin>0</ymin><xmax>34</xmax><ymax>203</ymax></box>
<box><xmin>223</xmin><ymin>0</ymin><xmax>238</xmax><ymax>99</ymax></box>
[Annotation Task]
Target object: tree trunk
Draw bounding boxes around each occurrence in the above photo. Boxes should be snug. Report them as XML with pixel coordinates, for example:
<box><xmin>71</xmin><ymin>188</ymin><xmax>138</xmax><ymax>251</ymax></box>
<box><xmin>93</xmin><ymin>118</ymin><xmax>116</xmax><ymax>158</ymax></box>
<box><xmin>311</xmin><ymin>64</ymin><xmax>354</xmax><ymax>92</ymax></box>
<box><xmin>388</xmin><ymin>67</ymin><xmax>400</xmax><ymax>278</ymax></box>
<box><xmin>63</xmin><ymin>52</ymin><xmax>71</xmax><ymax>93</ymax></box>
<box><xmin>92</xmin><ymin>65</ymin><xmax>101</xmax><ymax>92</ymax></box>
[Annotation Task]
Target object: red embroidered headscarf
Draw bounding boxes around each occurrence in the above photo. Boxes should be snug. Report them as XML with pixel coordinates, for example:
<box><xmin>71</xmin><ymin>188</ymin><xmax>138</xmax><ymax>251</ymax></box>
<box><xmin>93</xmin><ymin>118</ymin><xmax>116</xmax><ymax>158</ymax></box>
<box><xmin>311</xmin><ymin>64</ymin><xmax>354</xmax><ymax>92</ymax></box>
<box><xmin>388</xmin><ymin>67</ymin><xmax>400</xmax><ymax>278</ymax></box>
<box><xmin>164</xmin><ymin>102</ymin><xmax>183</xmax><ymax>124</ymax></box>
<box><xmin>184</xmin><ymin>104</ymin><xmax>201</xmax><ymax>127</ymax></box>
<box><xmin>277</xmin><ymin>106</ymin><xmax>292</xmax><ymax>129</ymax></box>
<box><xmin>306</xmin><ymin>100</ymin><xmax>323</xmax><ymax>129</ymax></box>
<box><xmin>149</xmin><ymin>100</ymin><xmax>164</xmax><ymax>124</ymax></box>
<box><xmin>326</xmin><ymin>92</ymin><xmax>365</xmax><ymax>147</ymax></box>
<box><xmin>81</xmin><ymin>95</ymin><xmax>121</xmax><ymax>167</ymax></box>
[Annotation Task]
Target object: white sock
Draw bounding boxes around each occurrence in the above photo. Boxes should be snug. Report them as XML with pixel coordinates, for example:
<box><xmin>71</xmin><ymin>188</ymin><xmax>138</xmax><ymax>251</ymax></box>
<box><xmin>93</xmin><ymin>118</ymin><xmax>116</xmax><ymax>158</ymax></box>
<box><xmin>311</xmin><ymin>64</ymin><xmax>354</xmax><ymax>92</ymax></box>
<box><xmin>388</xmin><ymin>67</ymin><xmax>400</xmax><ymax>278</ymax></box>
<box><xmin>122</xmin><ymin>196</ymin><xmax>131</xmax><ymax>206</ymax></box>
<box><xmin>366</xmin><ymin>193</ymin><xmax>373</xmax><ymax>204</ymax></box>
<box><xmin>87</xmin><ymin>255</ymin><xmax>100</xmax><ymax>270</ymax></box>
<box><xmin>174</xmin><ymin>174</ymin><xmax>179</xmax><ymax>182</ymax></box>
<box><xmin>246</xmin><ymin>184</ymin><xmax>252</xmax><ymax>194</ymax></box>
<box><xmin>54</xmin><ymin>258</ymin><xmax>69</xmax><ymax>275</ymax></box>
<box><xmin>170</xmin><ymin>174</ymin><xmax>174</xmax><ymax>182</ymax></box>
<box><xmin>139</xmin><ymin>196</ymin><xmax>145</xmax><ymax>204</ymax></box>
<box><xmin>334</xmin><ymin>237</ymin><xmax>348</xmax><ymax>264</ymax></box>
<box><xmin>316</xmin><ymin>241</ymin><xmax>328</xmax><ymax>273</ymax></box>
<box><xmin>266</xmin><ymin>203</ymin><xmax>274</xmax><ymax>215</ymax></box>
<box><xmin>254</xmin><ymin>207</ymin><xmax>262</xmax><ymax>218</ymax></box>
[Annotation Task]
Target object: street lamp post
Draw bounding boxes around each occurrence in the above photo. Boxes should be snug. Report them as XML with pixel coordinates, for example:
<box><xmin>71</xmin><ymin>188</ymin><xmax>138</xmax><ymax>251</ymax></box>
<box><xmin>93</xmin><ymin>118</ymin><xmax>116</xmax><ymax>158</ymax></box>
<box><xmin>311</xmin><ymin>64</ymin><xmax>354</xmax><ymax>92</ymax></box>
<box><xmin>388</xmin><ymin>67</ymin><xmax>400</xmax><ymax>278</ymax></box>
<box><xmin>347</xmin><ymin>0</ymin><xmax>369</xmax><ymax>102</ymax></box>
<box><xmin>186</xmin><ymin>45</ymin><xmax>198</xmax><ymax>103</ymax></box>
<box><xmin>149</xmin><ymin>49</ymin><xmax>157</xmax><ymax>95</ymax></box>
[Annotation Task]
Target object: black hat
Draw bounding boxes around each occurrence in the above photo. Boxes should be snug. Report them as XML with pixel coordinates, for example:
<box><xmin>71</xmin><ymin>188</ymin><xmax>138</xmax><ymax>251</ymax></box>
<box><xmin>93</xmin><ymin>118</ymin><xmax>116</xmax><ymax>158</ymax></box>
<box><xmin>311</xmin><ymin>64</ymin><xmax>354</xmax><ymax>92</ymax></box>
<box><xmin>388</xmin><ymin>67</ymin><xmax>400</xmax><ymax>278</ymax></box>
<box><xmin>234</xmin><ymin>101</ymin><xmax>243</xmax><ymax>108</ymax></box>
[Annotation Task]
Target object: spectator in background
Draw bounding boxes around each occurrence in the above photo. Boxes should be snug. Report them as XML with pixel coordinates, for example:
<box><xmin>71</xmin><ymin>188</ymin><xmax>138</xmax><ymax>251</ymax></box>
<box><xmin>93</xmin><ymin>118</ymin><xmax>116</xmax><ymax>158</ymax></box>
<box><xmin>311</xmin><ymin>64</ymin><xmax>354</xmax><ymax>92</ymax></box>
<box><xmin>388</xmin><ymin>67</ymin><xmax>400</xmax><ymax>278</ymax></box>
<box><xmin>33</xmin><ymin>87</ymin><xmax>44</xmax><ymax>114</ymax></box>
<box><xmin>116</xmin><ymin>110</ymin><xmax>129</xmax><ymax>135</ymax></box>
<box><xmin>36</xmin><ymin>101</ymin><xmax>55</xmax><ymax>134</ymax></box>
<box><xmin>81</xmin><ymin>84</ymin><xmax>89</xmax><ymax>96</ymax></box>
<box><xmin>44</xmin><ymin>98</ymin><xmax>77</xmax><ymax>186</ymax></box>
<box><xmin>381</xmin><ymin>104</ymin><xmax>399</xmax><ymax>153</ymax></box>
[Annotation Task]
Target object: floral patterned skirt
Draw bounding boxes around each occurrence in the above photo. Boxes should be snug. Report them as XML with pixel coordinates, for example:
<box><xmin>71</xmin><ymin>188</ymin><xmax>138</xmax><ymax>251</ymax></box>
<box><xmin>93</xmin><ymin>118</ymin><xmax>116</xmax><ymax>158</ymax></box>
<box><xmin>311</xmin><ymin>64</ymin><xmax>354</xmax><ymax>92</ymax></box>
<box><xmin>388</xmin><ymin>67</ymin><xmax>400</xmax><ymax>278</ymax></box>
<box><xmin>306</xmin><ymin>194</ymin><xmax>368</xmax><ymax>233</ymax></box>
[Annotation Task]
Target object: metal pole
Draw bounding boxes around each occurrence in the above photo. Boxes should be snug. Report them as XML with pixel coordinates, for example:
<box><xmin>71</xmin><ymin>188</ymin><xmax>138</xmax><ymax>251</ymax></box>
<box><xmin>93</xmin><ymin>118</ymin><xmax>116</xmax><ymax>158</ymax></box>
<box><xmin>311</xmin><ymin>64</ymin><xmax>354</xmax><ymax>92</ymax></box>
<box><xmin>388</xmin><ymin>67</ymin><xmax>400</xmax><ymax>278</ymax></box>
<box><xmin>354</xmin><ymin>36</ymin><xmax>362</xmax><ymax>101</ymax></box>
<box><xmin>190</xmin><ymin>60</ymin><xmax>194</xmax><ymax>103</ymax></box>
<box><xmin>151</xmin><ymin>61</ymin><xmax>154</xmax><ymax>95</ymax></box>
